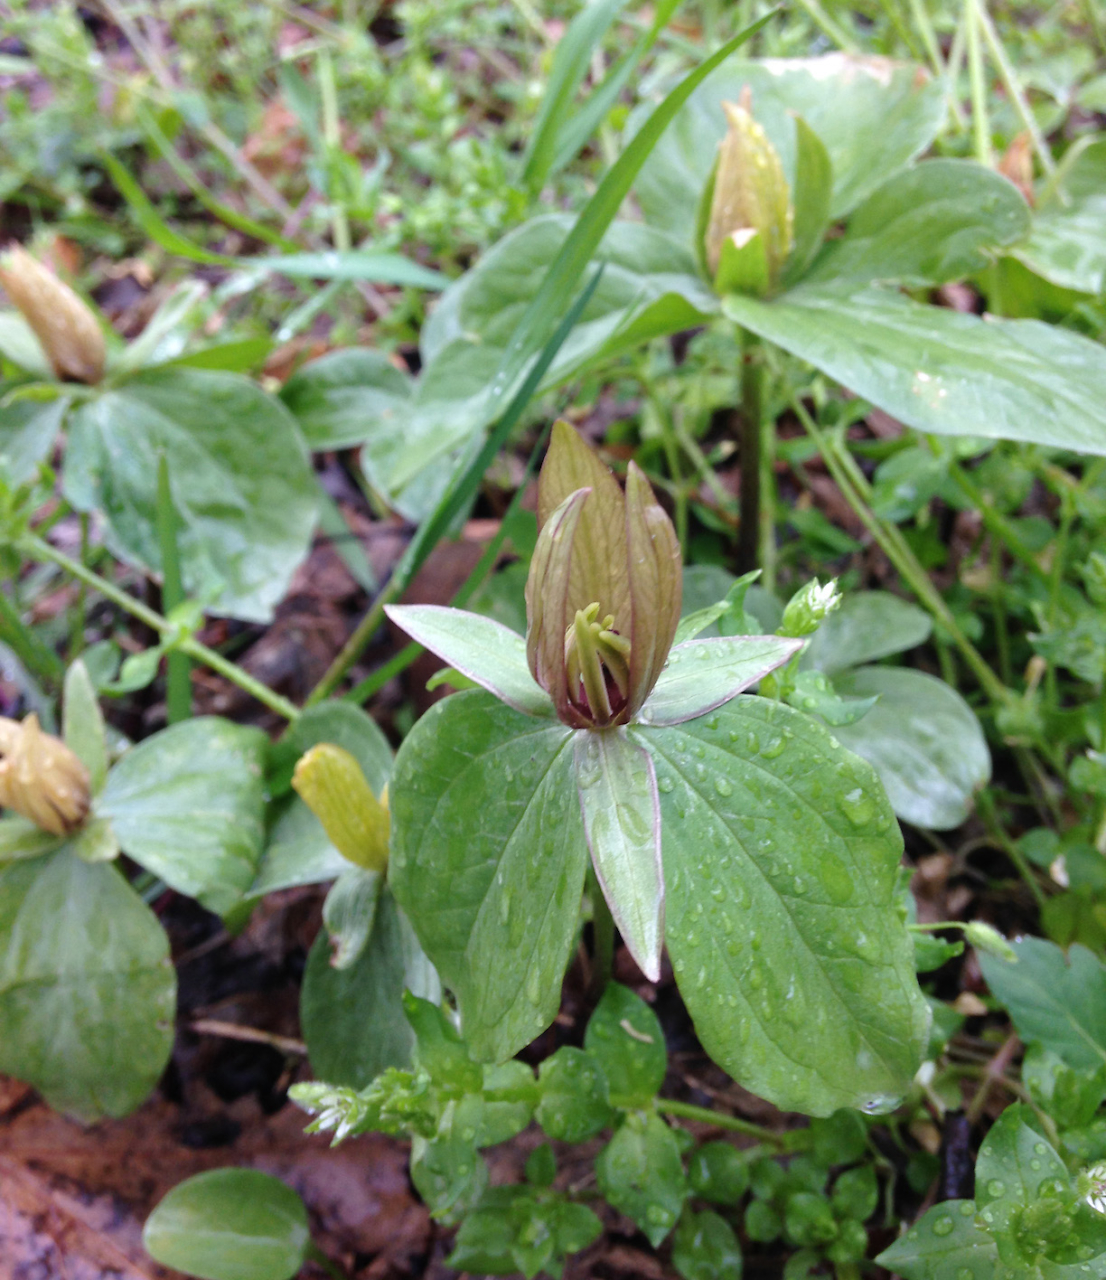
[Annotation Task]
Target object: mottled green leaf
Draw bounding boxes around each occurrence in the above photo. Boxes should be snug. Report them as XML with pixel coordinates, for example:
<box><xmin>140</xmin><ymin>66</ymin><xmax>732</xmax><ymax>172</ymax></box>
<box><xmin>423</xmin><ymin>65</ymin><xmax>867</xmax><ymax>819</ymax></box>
<box><xmin>639</xmin><ymin>635</ymin><xmax>801</xmax><ymax>725</ymax></box>
<box><xmin>143</xmin><ymin>1169</ymin><xmax>310</xmax><ymax>1280</ymax></box>
<box><xmin>806</xmin><ymin>160</ymin><xmax>1029</xmax><ymax>287</ymax></box>
<box><xmin>390</xmin><ymin>691</ymin><xmax>584</xmax><ymax>1062</ymax></box>
<box><xmin>101</xmin><ymin>717</ymin><xmax>268</xmax><ymax>915</ymax></box>
<box><xmin>724</xmin><ymin>282</ymin><xmax>1106</xmax><ymax>456</ymax></box>
<box><xmin>635</xmin><ymin>697</ymin><xmax>929</xmax><ymax>1116</ymax></box>
<box><xmin>63</xmin><ymin>368</ymin><xmax>318</xmax><ymax>622</ymax></box>
<box><xmin>597</xmin><ymin>1112</ymin><xmax>687</xmax><ymax>1246</ymax></box>
<box><xmin>1017</xmin><ymin>140</ymin><xmax>1106</xmax><ymax>294</ymax></box>
<box><xmin>877</xmin><ymin>1201</ymin><xmax>997</xmax><ymax>1280</ymax></box>
<box><xmin>0</xmin><ymin>849</ymin><xmax>174</xmax><ymax>1120</ymax></box>
<box><xmin>301</xmin><ymin>885</ymin><xmax>440</xmax><ymax>1088</ymax></box>
<box><xmin>279</xmin><ymin>347</ymin><xmax>411</xmax><ymax>450</ymax></box>
<box><xmin>831</xmin><ymin>667</ymin><xmax>991</xmax><ymax>831</ymax></box>
<box><xmin>0</xmin><ymin>393</ymin><xmax>66</xmax><ymax>485</ymax></box>
<box><xmin>803</xmin><ymin>591</ymin><xmax>932</xmax><ymax>674</ymax></box>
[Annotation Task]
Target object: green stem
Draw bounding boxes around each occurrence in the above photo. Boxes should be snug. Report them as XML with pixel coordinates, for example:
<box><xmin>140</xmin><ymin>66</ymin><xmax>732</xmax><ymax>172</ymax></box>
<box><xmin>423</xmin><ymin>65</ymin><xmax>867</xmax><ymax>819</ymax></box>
<box><xmin>792</xmin><ymin>0</ymin><xmax>858</xmax><ymax>51</ymax></box>
<box><xmin>908</xmin><ymin>0</ymin><xmax>944</xmax><ymax>75</ymax></box>
<box><xmin>791</xmin><ymin>396</ymin><xmax>1013</xmax><ymax>709</ymax></box>
<box><xmin>21</xmin><ymin>534</ymin><xmax>299</xmax><ymax>721</ymax></box>
<box><xmin>657</xmin><ymin>1098</ymin><xmax>800</xmax><ymax>1147</ymax></box>
<box><xmin>318</xmin><ymin>50</ymin><xmax>352</xmax><ymax>253</ymax></box>
<box><xmin>974</xmin><ymin>0</ymin><xmax>1055</xmax><ymax>175</ymax></box>
<box><xmin>737</xmin><ymin>330</ymin><xmax>763</xmax><ymax>575</ymax></box>
<box><xmin>69</xmin><ymin>512</ymin><xmax>90</xmax><ymax>662</ymax></box>
<box><xmin>305</xmin><ymin>1242</ymin><xmax>347</xmax><ymax>1280</ymax></box>
<box><xmin>758</xmin><ymin>391</ymin><xmax>777</xmax><ymax>597</ymax></box>
<box><xmin>991</xmin><ymin>536</ymin><xmax>1012</xmax><ymax>687</ymax></box>
<box><xmin>976</xmin><ymin>789</ymin><xmax>1048</xmax><ymax>910</ymax></box>
<box><xmin>156</xmin><ymin>455</ymin><xmax>192</xmax><ymax>723</ymax></box>
<box><xmin>965</xmin><ymin>0</ymin><xmax>993</xmax><ymax>166</ymax></box>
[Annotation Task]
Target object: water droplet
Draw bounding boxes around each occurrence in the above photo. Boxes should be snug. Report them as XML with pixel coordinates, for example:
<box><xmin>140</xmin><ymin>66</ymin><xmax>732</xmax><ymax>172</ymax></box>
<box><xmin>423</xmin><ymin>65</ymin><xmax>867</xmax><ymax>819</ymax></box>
<box><xmin>658</xmin><ymin>775</ymin><xmax>675</xmax><ymax>794</ymax></box>
<box><xmin>932</xmin><ymin>1217</ymin><xmax>954</xmax><ymax>1238</ymax></box>
<box><xmin>714</xmin><ymin>777</ymin><xmax>733</xmax><ymax>797</ymax></box>
<box><xmin>986</xmin><ymin>1180</ymin><xmax>1005</xmax><ymax>1198</ymax></box>
<box><xmin>838</xmin><ymin>787</ymin><xmax>875</xmax><ymax>826</ymax></box>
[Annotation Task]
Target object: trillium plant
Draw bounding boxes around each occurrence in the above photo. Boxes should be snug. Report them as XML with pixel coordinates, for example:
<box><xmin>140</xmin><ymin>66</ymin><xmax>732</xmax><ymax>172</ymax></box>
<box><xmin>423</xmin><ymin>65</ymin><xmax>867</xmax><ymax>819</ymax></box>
<box><xmin>387</xmin><ymin>422</ymin><xmax>930</xmax><ymax>1117</ymax></box>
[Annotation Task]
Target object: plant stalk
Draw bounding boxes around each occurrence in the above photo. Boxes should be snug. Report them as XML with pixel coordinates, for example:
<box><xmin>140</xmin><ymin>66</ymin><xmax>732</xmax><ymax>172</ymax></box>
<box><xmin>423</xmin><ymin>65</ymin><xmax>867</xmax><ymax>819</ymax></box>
<box><xmin>156</xmin><ymin>455</ymin><xmax>192</xmax><ymax>723</ymax></box>
<box><xmin>657</xmin><ymin>1098</ymin><xmax>800</xmax><ymax>1147</ymax></box>
<box><xmin>20</xmin><ymin>534</ymin><xmax>299</xmax><ymax>721</ymax></box>
<box><xmin>737</xmin><ymin>330</ymin><xmax>763</xmax><ymax>575</ymax></box>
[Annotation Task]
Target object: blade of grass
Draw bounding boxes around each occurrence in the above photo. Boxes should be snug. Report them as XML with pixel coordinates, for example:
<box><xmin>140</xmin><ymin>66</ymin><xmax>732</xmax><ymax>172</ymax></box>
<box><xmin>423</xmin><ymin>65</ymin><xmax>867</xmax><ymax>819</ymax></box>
<box><xmin>100</xmin><ymin>153</ymin><xmax>448</xmax><ymax>288</ymax></box>
<box><xmin>307</xmin><ymin>9</ymin><xmax>778</xmax><ymax>705</ymax></box>
<box><xmin>307</xmin><ymin>268</ymin><xmax>604</xmax><ymax>706</ymax></box>
<box><xmin>0</xmin><ymin>585</ymin><xmax>64</xmax><ymax>685</ymax></box>
<box><xmin>136</xmin><ymin>105</ymin><xmax>302</xmax><ymax>252</ymax></box>
<box><xmin>315</xmin><ymin>484</ymin><xmax>378</xmax><ymax>594</ymax></box>
<box><xmin>156</xmin><ymin>455</ymin><xmax>191</xmax><ymax>723</ymax></box>
<box><xmin>521</xmin><ymin>0</ymin><xmax>630</xmax><ymax>192</ymax></box>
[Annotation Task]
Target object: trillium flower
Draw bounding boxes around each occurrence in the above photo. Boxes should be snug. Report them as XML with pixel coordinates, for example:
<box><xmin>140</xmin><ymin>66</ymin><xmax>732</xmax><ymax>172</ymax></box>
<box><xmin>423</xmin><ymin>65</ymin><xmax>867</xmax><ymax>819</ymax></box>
<box><xmin>386</xmin><ymin>422</ymin><xmax>801</xmax><ymax>982</ymax></box>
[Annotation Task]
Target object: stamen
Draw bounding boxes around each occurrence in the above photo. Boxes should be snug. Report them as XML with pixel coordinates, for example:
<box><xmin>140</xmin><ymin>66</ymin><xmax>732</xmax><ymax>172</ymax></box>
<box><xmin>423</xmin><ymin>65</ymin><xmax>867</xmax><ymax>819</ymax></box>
<box><xmin>564</xmin><ymin>601</ymin><xmax>632</xmax><ymax>725</ymax></box>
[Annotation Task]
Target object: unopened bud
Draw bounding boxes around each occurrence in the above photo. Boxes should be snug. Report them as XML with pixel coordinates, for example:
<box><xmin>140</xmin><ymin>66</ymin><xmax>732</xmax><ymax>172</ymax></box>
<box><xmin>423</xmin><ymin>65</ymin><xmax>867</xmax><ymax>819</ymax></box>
<box><xmin>780</xmin><ymin>578</ymin><xmax>842</xmax><ymax>639</ymax></box>
<box><xmin>0</xmin><ymin>714</ymin><xmax>91</xmax><ymax>836</ymax></box>
<box><xmin>292</xmin><ymin>743</ymin><xmax>389</xmax><ymax>872</ymax></box>
<box><xmin>0</xmin><ymin>245</ymin><xmax>105</xmax><ymax>384</ymax></box>
<box><xmin>963</xmin><ymin>921</ymin><xmax>1017</xmax><ymax>963</ymax></box>
<box><xmin>704</xmin><ymin>100</ymin><xmax>793</xmax><ymax>294</ymax></box>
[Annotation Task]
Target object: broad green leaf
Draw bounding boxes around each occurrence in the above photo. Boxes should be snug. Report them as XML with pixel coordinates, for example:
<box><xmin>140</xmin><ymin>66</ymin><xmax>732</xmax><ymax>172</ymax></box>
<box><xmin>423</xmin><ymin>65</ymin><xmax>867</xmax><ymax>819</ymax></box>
<box><xmin>635</xmin><ymin>697</ymin><xmax>929</xmax><ymax>1116</ymax></box>
<box><xmin>390</xmin><ymin>691</ymin><xmax>584</xmax><ymax>1062</ymax></box>
<box><xmin>584</xmin><ymin>981</ymin><xmax>667</xmax><ymax>1107</ymax></box>
<box><xmin>672</xmin><ymin>1208</ymin><xmax>743</xmax><ymax>1280</ymax></box>
<box><xmin>680</xmin><ymin>564</ymin><xmax>783</xmax><ymax>635</ymax></box>
<box><xmin>785</xmin><ymin>670</ymin><xmax>878</xmax><ymax>728</ymax></box>
<box><xmin>320</xmin><ymin>864</ymin><xmax>382</xmax><ymax>969</ymax></box>
<box><xmin>724</xmin><ymin>282</ymin><xmax>1106</xmax><ymax>456</ymax></box>
<box><xmin>143</xmin><ymin>1169</ymin><xmax>310</xmax><ymax>1280</ymax></box>
<box><xmin>63</xmin><ymin>659</ymin><xmax>108</xmax><ymax>793</ymax></box>
<box><xmin>521</xmin><ymin>0</ymin><xmax>630</xmax><ymax>190</ymax></box>
<box><xmin>638</xmin><ymin>635</ymin><xmax>802</xmax><ymax>725</ymax></box>
<box><xmin>805</xmin><ymin>160</ymin><xmax>1030</xmax><ymax>287</ymax></box>
<box><xmin>301</xmin><ymin>885</ymin><xmax>440</xmax><ymax>1088</ymax></box>
<box><xmin>536</xmin><ymin>1046</ymin><xmax>614</xmax><ymax>1141</ymax></box>
<box><xmin>389</xmin><ymin>216</ymin><xmax>714</xmax><ymax>489</ymax></box>
<box><xmin>63</xmin><ymin>368</ymin><xmax>318</xmax><ymax>622</ymax></box>
<box><xmin>784</xmin><ymin>115</ymin><xmax>833</xmax><ymax>288</ymax></box>
<box><xmin>975</xmin><ymin>1105</ymin><xmax>1071</xmax><ymax>1244</ymax></box>
<box><xmin>101</xmin><ymin>717</ymin><xmax>268</xmax><ymax>915</ymax></box>
<box><xmin>0</xmin><ymin>849</ymin><xmax>174</xmax><ymax>1120</ymax></box>
<box><xmin>877</xmin><ymin>1201</ymin><xmax>997</xmax><ymax>1280</ymax></box>
<box><xmin>596</xmin><ymin>1112</ymin><xmax>688</xmax><ymax>1246</ymax></box>
<box><xmin>448</xmin><ymin>1184</ymin><xmax>602</xmax><ymax>1280</ymax></box>
<box><xmin>0</xmin><ymin>816</ymin><xmax>60</xmax><ymax>863</ymax></box>
<box><xmin>0</xmin><ymin>393</ymin><xmax>67</xmax><ymax>485</ymax></box>
<box><xmin>575</xmin><ymin>730</ymin><xmax>663</xmax><ymax>980</ymax></box>
<box><xmin>254</xmin><ymin>701</ymin><xmax>393</xmax><ymax>895</ymax></box>
<box><xmin>803</xmin><ymin>591</ymin><xmax>932</xmax><ymax>675</ymax></box>
<box><xmin>411</xmin><ymin>1097</ymin><xmax>489</xmax><ymax>1222</ymax></box>
<box><xmin>386</xmin><ymin>605</ymin><xmax>553</xmax><ymax>717</ymax></box>
<box><xmin>688</xmin><ymin>1142</ymin><xmax>750</xmax><ymax>1205</ymax></box>
<box><xmin>1017</xmin><ymin>139</ymin><xmax>1106</xmax><ymax>294</ymax></box>
<box><xmin>0</xmin><ymin>313</ymin><xmax>53</xmax><ymax>379</ymax></box>
<box><xmin>980</xmin><ymin>937</ymin><xmax>1106</xmax><ymax>1072</ymax></box>
<box><xmin>831</xmin><ymin>667</ymin><xmax>991</xmax><ymax>830</ymax></box>
<box><xmin>279</xmin><ymin>347</ymin><xmax>411</xmax><ymax>451</ymax></box>
<box><xmin>632</xmin><ymin>55</ymin><xmax>947</xmax><ymax>242</ymax></box>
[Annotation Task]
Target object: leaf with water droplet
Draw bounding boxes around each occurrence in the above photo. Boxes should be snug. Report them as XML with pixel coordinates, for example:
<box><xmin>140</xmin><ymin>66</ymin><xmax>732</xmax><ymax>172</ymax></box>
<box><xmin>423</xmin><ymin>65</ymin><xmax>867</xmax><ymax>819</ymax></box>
<box><xmin>390</xmin><ymin>692</ymin><xmax>583</xmax><ymax>1064</ymax></box>
<box><xmin>596</xmin><ymin>1112</ymin><xmax>687</xmax><ymax>1247</ymax></box>
<box><xmin>633</xmin><ymin>696</ymin><xmax>928</xmax><ymax>1117</ymax></box>
<box><xmin>574</xmin><ymin>729</ymin><xmax>664</xmax><ymax>980</ymax></box>
<box><xmin>877</xmin><ymin>1201</ymin><xmax>997</xmax><ymax>1280</ymax></box>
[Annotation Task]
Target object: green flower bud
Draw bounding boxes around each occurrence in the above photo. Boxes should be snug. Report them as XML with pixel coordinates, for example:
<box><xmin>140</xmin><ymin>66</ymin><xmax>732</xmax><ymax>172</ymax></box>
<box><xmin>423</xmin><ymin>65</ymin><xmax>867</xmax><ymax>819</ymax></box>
<box><xmin>780</xmin><ymin>578</ymin><xmax>842</xmax><ymax>639</ymax></box>
<box><xmin>962</xmin><ymin>921</ymin><xmax>1017</xmax><ymax>963</ymax></box>
<box><xmin>703</xmin><ymin>99</ymin><xmax>794</xmax><ymax>296</ymax></box>
<box><xmin>292</xmin><ymin>743</ymin><xmax>389</xmax><ymax>871</ymax></box>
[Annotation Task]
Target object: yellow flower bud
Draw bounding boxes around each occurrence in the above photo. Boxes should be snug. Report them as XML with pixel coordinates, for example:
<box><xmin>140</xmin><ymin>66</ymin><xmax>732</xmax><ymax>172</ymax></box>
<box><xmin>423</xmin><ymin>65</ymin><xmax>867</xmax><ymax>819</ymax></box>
<box><xmin>0</xmin><ymin>714</ymin><xmax>91</xmax><ymax>836</ymax></box>
<box><xmin>704</xmin><ymin>100</ymin><xmax>794</xmax><ymax>294</ymax></box>
<box><xmin>292</xmin><ymin>744</ymin><xmax>390</xmax><ymax>872</ymax></box>
<box><xmin>0</xmin><ymin>245</ymin><xmax>105</xmax><ymax>384</ymax></box>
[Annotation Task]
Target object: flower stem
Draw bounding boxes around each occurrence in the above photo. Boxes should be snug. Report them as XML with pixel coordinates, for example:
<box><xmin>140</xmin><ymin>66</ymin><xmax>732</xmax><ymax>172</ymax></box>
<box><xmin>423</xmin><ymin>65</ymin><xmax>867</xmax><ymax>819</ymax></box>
<box><xmin>657</xmin><ymin>1098</ymin><xmax>800</xmax><ymax>1147</ymax></box>
<box><xmin>20</xmin><ymin>534</ymin><xmax>299</xmax><ymax>721</ymax></box>
<box><xmin>737</xmin><ymin>329</ymin><xmax>763</xmax><ymax>574</ymax></box>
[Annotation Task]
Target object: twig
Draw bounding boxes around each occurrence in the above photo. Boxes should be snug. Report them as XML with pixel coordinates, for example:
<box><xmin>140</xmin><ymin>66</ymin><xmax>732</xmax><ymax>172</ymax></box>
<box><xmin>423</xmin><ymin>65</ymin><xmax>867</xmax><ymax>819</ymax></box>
<box><xmin>189</xmin><ymin>1018</ymin><xmax>307</xmax><ymax>1056</ymax></box>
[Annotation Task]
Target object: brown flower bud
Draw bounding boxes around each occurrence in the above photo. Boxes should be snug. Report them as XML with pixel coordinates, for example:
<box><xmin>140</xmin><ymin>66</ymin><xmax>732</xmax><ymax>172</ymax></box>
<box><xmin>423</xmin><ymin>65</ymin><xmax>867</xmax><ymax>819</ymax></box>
<box><xmin>0</xmin><ymin>245</ymin><xmax>105</xmax><ymax>384</ymax></box>
<box><xmin>0</xmin><ymin>714</ymin><xmax>91</xmax><ymax>836</ymax></box>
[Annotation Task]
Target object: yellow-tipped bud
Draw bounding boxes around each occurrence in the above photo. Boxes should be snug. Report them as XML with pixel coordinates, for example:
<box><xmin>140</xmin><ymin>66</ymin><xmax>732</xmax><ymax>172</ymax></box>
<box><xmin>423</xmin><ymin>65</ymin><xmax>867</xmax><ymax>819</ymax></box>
<box><xmin>0</xmin><ymin>245</ymin><xmax>105</xmax><ymax>384</ymax></box>
<box><xmin>0</xmin><ymin>714</ymin><xmax>91</xmax><ymax>836</ymax></box>
<box><xmin>704</xmin><ymin>100</ymin><xmax>794</xmax><ymax>294</ymax></box>
<box><xmin>292</xmin><ymin>744</ymin><xmax>390</xmax><ymax>872</ymax></box>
